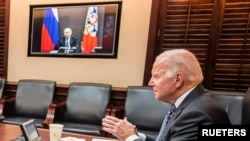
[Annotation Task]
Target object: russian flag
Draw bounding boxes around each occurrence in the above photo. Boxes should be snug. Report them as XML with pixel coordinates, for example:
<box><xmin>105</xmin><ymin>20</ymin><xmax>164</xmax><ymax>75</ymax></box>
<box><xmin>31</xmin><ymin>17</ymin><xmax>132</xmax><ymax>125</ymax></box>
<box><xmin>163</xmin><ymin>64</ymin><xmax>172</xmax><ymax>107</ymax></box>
<box><xmin>82</xmin><ymin>6</ymin><xmax>98</xmax><ymax>54</ymax></box>
<box><xmin>41</xmin><ymin>8</ymin><xmax>60</xmax><ymax>53</ymax></box>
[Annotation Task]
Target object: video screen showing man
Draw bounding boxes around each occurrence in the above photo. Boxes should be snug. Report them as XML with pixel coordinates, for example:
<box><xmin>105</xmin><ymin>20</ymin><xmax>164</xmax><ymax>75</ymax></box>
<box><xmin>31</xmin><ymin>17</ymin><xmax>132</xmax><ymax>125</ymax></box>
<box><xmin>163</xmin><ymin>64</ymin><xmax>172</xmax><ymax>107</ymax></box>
<box><xmin>54</xmin><ymin>27</ymin><xmax>81</xmax><ymax>53</ymax></box>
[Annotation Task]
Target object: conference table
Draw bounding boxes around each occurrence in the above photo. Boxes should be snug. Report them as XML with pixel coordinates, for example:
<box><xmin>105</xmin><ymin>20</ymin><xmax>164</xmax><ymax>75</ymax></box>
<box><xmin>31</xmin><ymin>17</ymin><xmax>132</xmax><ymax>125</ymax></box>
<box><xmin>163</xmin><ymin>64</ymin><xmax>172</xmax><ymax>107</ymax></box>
<box><xmin>0</xmin><ymin>123</ymin><xmax>117</xmax><ymax>141</ymax></box>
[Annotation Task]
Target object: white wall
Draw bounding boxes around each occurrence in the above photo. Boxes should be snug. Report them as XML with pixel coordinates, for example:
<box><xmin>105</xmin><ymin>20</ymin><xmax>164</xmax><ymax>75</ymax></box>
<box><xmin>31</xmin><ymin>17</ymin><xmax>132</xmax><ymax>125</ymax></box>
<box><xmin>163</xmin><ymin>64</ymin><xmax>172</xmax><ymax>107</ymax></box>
<box><xmin>8</xmin><ymin>0</ymin><xmax>152</xmax><ymax>87</ymax></box>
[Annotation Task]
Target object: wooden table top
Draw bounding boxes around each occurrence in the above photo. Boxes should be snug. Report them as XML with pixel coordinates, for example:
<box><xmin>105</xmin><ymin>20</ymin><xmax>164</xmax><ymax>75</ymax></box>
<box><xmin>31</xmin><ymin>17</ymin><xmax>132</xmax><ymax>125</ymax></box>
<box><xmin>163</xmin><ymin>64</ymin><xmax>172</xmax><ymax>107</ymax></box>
<box><xmin>0</xmin><ymin>123</ymin><xmax>117</xmax><ymax>141</ymax></box>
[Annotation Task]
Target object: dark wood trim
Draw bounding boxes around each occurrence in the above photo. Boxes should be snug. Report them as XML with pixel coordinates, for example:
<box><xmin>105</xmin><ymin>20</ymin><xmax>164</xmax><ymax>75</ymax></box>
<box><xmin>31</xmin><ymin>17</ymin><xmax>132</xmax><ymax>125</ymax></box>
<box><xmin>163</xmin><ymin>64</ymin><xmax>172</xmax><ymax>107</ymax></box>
<box><xmin>3</xmin><ymin>0</ymin><xmax>10</xmax><ymax>79</ymax></box>
<box><xmin>203</xmin><ymin>0</ymin><xmax>225</xmax><ymax>88</ymax></box>
<box><xmin>0</xmin><ymin>0</ymin><xmax>10</xmax><ymax>79</ymax></box>
<box><xmin>143</xmin><ymin>0</ymin><xmax>161</xmax><ymax>86</ymax></box>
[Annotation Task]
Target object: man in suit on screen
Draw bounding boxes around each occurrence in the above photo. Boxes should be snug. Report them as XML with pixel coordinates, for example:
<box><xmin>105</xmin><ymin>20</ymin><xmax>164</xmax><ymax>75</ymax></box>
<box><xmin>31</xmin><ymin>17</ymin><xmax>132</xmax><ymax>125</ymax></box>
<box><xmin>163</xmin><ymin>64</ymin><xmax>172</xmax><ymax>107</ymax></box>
<box><xmin>54</xmin><ymin>27</ymin><xmax>81</xmax><ymax>53</ymax></box>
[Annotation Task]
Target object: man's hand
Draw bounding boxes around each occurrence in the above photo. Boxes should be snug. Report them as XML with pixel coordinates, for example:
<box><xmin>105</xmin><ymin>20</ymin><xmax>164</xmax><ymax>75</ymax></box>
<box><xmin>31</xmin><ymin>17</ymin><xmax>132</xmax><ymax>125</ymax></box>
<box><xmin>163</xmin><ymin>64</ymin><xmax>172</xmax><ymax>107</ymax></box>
<box><xmin>102</xmin><ymin>116</ymin><xmax>137</xmax><ymax>141</ymax></box>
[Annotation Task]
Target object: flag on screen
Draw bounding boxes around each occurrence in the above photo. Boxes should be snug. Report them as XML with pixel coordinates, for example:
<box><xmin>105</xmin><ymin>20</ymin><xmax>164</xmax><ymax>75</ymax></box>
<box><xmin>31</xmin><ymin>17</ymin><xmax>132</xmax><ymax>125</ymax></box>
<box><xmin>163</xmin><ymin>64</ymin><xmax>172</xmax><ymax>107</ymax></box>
<box><xmin>41</xmin><ymin>8</ymin><xmax>60</xmax><ymax>52</ymax></box>
<box><xmin>82</xmin><ymin>6</ymin><xmax>98</xmax><ymax>54</ymax></box>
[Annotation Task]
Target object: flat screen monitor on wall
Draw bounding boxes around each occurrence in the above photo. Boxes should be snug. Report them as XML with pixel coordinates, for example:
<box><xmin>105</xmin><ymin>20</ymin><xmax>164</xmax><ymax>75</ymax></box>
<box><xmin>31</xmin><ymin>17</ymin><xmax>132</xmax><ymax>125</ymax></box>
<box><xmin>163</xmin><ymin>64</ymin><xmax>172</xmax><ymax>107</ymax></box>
<box><xmin>28</xmin><ymin>2</ymin><xmax>122</xmax><ymax>58</ymax></box>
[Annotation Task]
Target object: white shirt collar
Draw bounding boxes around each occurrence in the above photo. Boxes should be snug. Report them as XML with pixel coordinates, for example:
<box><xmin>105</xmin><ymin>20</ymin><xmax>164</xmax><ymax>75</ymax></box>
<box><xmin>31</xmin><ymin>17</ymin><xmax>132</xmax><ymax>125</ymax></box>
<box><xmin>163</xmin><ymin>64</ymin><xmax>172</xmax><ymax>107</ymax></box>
<box><xmin>175</xmin><ymin>86</ymin><xmax>196</xmax><ymax>108</ymax></box>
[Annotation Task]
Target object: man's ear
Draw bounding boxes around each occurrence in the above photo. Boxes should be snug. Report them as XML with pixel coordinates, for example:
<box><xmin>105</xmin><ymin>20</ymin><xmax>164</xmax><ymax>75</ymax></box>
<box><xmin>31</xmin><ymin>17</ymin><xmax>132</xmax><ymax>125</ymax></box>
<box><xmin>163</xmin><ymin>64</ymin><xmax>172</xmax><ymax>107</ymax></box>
<box><xmin>176</xmin><ymin>77</ymin><xmax>180</xmax><ymax>82</ymax></box>
<box><xmin>175</xmin><ymin>73</ymin><xmax>183</xmax><ymax>87</ymax></box>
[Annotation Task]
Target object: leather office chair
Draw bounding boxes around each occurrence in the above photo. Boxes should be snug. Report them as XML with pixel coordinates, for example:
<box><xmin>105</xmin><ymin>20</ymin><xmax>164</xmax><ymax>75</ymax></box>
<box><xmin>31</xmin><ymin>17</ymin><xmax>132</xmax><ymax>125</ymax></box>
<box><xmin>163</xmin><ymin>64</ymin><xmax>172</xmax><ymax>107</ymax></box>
<box><xmin>0</xmin><ymin>78</ymin><xmax>5</xmax><ymax>98</ymax></box>
<box><xmin>0</xmin><ymin>79</ymin><xmax>56</xmax><ymax>127</ymax></box>
<box><xmin>58</xmin><ymin>82</ymin><xmax>112</xmax><ymax>136</ymax></box>
<box><xmin>242</xmin><ymin>87</ymin><xmax>250</xmax><ymax>124</ymax></box>
<box><xmin>212</xmin><ymin>90</ymin><xmax>245</xmax><ymax>125</ymax></box>
<box><xmin>0</xmin><ymin>78</ymin><xmax>6</xmax><ymax>120</ymax></box>
<box><xmin>120</xmin><ymin>86</ymin><xmax>171</xmax><ymax>139</ymax></box>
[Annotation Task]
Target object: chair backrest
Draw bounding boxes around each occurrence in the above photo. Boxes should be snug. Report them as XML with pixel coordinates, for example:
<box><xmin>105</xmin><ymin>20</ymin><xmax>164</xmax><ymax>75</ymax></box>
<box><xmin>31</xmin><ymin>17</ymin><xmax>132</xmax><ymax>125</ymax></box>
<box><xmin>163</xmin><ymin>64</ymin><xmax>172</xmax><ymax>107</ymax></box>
<box><xmin>64</xmin><ymin>82</ymin><xmax>112</xmax><ymax>124</ymax></box>
<box><xmin>15</xmin><ymin>79</ymin><xmax>56</xmax><ymax>118</ymax></box>
<box><xmin>125</xmin><ymin>86</ymin><xmax>171</xmax><ymax>132</ymax></box>
<box><xmin>242</xmin><ymin>87</ymin><xmax>250</xmax><ymax>124</ymax></box>
<box><xmin>0</xmin><ymin>78</ymin><xmax>5</xmax><ymax>98</ymax></box>
<box><xmin>211</xmin><ymin>90</ymin><xmax>244</xmax><ymax>125</ymax></box>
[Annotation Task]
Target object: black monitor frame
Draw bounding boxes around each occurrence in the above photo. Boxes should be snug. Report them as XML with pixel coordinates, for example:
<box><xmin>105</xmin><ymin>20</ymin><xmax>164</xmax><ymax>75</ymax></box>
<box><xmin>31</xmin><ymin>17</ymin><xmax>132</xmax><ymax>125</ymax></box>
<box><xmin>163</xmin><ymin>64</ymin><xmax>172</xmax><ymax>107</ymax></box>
<box><xmin>28</xmin><ymin>2</ymin><xmax>122</xmax><ymax>59</ymax></box>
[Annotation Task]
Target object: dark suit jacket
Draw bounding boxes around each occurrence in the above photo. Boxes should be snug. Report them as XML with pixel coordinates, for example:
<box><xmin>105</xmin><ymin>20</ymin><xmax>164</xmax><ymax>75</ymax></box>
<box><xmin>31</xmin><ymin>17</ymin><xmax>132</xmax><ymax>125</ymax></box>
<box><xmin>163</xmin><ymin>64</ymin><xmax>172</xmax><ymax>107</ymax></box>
<box><xmin>54</xmin><ymin>37</ymin><xmax>81</xmax><ymax>53</ymax></box>
<box><xmin>143</xmin><ymin>85</ymin><xmax>231</xmax><ymax>141</ymax></box>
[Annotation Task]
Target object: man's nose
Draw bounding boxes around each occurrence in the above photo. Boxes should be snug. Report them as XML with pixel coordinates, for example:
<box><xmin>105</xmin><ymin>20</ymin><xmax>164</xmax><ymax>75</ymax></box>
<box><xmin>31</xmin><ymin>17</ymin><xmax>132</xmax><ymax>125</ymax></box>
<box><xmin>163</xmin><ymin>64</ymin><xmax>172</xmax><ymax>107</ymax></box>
<box><xmin>148</xmin><ymin>78</ymin><xmax>153</xmax><ymax>86</ymax></box>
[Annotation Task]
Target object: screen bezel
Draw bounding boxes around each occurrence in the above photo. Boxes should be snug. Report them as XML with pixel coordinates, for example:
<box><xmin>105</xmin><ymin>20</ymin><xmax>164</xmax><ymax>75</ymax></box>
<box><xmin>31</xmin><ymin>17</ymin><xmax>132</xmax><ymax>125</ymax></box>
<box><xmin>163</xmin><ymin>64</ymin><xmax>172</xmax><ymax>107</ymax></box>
<box><xmin>28</xmin><ymin>2</ymin><xmax>122</xmax><ymax>58</ymax></box>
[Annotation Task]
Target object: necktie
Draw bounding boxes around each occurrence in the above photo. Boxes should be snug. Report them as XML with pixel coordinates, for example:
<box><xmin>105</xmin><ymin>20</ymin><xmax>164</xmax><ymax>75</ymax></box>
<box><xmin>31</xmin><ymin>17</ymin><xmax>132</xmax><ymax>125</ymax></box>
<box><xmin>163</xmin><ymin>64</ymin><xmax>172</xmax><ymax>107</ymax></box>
<box><xmin>65</xmin><ymin>38</ymin><xmax>68</xmax><ymax>47</ymax></box>
<box><xmin>65</xmin><ymin>38</ymin><xmax>70</xmax><ymax>53</ymax></box>
<box><xmin>156</xmin><ymin>104</ymin><xmax>176</xmax><ymax>141</ymax></box>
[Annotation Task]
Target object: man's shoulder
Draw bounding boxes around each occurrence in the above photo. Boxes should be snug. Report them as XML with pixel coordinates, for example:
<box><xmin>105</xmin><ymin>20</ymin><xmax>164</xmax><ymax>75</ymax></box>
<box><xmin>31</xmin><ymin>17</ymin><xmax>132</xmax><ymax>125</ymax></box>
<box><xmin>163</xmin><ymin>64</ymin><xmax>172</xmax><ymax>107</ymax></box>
<box><xmin>71</xmin><ymin>37</ymin><xmax>78</xmax><ymax>40</ymax></box>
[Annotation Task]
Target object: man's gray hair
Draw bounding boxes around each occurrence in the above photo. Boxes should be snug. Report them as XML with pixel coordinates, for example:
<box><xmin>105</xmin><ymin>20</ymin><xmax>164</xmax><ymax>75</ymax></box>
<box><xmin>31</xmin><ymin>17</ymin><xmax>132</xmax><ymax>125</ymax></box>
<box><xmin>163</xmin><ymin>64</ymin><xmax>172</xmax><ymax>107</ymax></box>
<box><xmin>156</xmin><ymin>49</ymin><xmax>203</xmax><ymax>83</ymax></box>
